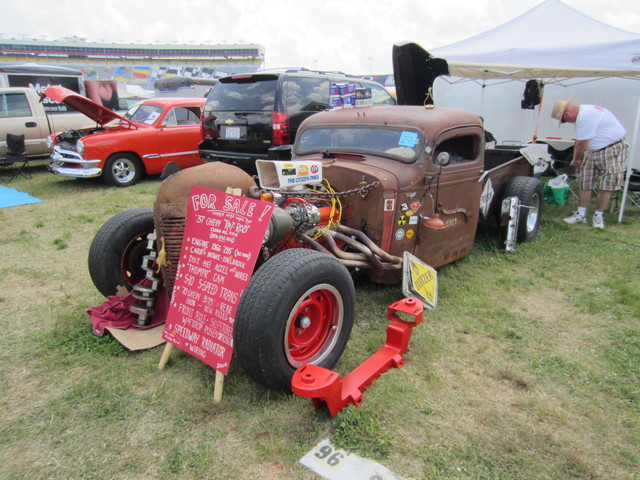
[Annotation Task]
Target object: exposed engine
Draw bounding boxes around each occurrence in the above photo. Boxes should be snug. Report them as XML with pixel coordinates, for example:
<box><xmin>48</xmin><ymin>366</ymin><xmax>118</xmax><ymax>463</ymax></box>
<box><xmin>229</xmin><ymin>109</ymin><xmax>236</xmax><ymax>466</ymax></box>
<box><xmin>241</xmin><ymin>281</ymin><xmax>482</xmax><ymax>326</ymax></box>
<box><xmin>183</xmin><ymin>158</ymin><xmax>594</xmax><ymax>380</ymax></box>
<box><xmin>55</xmin><ymin>128</ymin><xmax>104</xmax><ymax>150</ymax></box>
<box><xmin>153</xmin><ymin>160</ymin><xmax>402</xmax><ymax>296</ymax></box>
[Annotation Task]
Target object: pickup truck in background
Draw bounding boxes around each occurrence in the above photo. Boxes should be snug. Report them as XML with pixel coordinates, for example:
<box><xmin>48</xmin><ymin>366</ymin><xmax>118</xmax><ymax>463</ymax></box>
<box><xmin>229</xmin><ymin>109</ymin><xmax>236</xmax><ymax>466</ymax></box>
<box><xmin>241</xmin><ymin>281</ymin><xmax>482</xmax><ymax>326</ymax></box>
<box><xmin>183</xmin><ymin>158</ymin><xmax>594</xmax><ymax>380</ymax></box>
<box><xmin>0</xmin><ymin>87</ymin><xmax>90</xmax><ymax>159</ymax></box>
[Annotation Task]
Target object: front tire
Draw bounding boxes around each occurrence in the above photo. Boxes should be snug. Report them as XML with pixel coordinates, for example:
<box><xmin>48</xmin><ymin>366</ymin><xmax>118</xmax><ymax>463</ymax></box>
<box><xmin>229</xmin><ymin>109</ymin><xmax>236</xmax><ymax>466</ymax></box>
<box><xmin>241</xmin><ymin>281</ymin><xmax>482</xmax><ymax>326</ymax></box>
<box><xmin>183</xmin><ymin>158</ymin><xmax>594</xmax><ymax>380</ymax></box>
<box><xmin>503</xmin><ymin>176</ymin><xmax>543</xmax><ymax>243</ymax></box>
<box><xmin>234</xmin><ymin>249</ymin><xmax>356</xmax><ymax>391</ymax></box>
<box><xmin>103</xmin><ymin>153</ymin><xmax>142</xmax><ymax>187</ymax></box>
<box><xmin>88</xmin><ymin>208</ymin><xmax>154</xmax><ymax>297</ymax></box>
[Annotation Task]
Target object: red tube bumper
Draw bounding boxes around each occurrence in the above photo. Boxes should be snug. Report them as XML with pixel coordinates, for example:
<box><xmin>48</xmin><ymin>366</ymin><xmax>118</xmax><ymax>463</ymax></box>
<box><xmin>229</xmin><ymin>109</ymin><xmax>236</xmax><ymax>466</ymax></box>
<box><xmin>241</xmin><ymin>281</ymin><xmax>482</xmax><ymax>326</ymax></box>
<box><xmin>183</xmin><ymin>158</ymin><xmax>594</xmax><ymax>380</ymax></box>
<box><xmin>291</xmin><ymin>297</ymin><xmax>424</xmax><ymax>417</ymax></box>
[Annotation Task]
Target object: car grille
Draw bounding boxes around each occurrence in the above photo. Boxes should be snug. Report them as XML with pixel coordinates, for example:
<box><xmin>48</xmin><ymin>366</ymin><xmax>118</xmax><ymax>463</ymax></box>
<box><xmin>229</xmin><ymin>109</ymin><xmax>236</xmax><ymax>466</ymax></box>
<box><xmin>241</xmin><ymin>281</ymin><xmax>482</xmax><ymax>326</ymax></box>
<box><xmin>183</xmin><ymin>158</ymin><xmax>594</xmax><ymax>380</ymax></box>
<box><xmin>154</xmin><ymin>205</ymin><xmax>187</xmax><ymax>297</ymax></box>
<box><xmin>58</xmin><ymin>140</ymin><xmax>77</xmax><ymax>150</ymax></box>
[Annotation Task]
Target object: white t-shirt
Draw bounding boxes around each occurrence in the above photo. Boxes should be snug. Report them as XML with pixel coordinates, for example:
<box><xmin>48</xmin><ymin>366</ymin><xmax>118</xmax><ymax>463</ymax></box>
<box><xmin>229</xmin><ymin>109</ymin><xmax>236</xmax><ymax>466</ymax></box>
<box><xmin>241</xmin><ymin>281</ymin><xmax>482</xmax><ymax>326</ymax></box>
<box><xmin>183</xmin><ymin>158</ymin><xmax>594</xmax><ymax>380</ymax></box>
<box><xmin>575</xmin><ymin>105</ymin><xmax>627</xmax><ymax>151</ymax></box>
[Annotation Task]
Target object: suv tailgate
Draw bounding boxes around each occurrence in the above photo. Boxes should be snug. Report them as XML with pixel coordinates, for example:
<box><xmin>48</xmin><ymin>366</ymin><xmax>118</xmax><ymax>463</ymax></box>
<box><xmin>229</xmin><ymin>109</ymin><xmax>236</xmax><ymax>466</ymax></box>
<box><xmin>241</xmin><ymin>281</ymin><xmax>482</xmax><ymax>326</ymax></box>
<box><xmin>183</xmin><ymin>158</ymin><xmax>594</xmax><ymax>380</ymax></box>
<box><xmin>201</xmin><ymin>74</ymin><xmax>278</xmax><ymax>157</ymax></box>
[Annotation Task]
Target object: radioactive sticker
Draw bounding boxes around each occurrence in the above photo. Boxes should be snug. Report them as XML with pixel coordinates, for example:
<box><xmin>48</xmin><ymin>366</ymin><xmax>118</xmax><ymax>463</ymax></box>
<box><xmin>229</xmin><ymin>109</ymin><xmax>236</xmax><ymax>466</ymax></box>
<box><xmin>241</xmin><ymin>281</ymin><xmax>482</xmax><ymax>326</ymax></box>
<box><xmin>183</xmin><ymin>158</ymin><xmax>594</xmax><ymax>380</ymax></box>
<box><xmin>397</xmin><ymin>215</ymin><xmax>407</xmax><ymax>225</ymax></box>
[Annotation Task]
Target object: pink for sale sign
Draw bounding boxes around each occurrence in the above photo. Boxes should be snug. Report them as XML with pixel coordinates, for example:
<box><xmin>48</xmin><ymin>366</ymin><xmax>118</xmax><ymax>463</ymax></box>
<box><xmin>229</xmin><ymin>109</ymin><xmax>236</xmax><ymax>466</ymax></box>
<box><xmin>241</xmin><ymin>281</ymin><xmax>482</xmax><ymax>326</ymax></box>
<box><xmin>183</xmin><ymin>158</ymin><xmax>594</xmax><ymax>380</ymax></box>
<box><xmin>162</xmin><ymin>186</ymin><xmax>274</xmax><ymax>374</ymax></box>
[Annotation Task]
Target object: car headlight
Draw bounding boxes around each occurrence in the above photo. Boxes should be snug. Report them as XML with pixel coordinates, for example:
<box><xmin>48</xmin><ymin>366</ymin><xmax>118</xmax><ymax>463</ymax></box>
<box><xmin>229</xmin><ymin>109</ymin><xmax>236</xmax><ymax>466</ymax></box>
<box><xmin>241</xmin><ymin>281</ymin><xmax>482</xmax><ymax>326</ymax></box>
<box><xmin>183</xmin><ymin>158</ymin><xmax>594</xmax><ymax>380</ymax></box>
<box><xmin>46</xmin><ymin>136</ymin><xmax>53</xmax><ymax>149</ymax></box>
<box><xmin>77</xmin><ymin>139</ymin><xmax>84</xmax><ymax>154</ymax></box>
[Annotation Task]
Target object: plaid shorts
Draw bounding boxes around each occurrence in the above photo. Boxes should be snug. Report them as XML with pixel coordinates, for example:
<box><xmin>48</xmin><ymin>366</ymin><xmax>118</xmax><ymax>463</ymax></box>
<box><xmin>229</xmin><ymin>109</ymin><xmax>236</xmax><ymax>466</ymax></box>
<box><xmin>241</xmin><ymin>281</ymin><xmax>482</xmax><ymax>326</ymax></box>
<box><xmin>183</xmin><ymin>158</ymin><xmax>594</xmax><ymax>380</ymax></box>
<box><xmin>578</xmin><ymin>139</ymin><xmax>628</xmax><ymax>190</ymax></box>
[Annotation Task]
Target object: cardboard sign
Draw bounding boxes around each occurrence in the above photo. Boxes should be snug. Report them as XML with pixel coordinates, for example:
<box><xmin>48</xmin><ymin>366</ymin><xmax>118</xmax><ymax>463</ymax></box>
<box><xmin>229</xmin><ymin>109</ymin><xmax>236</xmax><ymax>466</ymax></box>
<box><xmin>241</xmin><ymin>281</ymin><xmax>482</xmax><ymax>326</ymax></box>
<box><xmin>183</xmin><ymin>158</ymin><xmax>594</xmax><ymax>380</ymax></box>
<box><xmin>162</xmin><ymin>186</ymin><xmax>274</xmax><ymax>374</ymax></box>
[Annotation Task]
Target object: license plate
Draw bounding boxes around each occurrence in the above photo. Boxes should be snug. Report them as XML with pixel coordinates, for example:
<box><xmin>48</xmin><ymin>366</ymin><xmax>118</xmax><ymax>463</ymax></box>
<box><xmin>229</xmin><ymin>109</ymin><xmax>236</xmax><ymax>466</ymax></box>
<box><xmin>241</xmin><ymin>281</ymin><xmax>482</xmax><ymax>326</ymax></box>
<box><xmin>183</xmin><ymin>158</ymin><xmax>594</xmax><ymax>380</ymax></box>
<box><xmin>224</xmin><ymin>126</ymin><xmax>241</xmax><ymax>140</ymax></box>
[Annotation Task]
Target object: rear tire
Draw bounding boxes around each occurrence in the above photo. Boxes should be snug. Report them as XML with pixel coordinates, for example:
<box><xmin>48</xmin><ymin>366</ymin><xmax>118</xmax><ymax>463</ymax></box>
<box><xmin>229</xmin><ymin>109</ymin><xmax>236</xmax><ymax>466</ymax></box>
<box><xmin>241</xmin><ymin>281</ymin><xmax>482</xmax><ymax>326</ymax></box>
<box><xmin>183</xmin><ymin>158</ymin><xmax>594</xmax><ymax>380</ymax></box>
<box><xmin>503</xmin><ymin>176</ymin><xmax>543</xmax><ymax>243</ymax></box>
<box><xmin>88</xmin><ymin>208</ymin><xmax>154</xmax><ymax>297</ymax></box>
<box><xmin>234</xmin><ymin>249</ymin><xmax>355</xmax><ymax>391</ymax></box>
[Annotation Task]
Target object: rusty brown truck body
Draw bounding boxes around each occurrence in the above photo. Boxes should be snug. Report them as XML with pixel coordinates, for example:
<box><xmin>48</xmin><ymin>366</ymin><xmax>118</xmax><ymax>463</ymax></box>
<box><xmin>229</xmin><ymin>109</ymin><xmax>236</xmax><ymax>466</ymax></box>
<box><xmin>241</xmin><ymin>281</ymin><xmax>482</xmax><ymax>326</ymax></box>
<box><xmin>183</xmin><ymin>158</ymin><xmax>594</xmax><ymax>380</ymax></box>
<box><xmin>88</xmin><ymin>44</ymin><xmax>542</xmax><ymax>391</ymax></box>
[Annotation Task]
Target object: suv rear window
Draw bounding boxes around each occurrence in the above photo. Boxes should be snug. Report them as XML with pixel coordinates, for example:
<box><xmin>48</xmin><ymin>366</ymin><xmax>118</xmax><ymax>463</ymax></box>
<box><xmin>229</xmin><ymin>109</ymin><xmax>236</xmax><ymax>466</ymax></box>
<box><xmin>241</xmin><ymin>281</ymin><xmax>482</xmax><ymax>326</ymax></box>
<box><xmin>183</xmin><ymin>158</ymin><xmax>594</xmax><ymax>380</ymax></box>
<box><xmin>284</xmin><ymin>77</ymin><xmax>331</xmax><ymax>112</ymax></box>
<box><xmin>205</xmin><ymin>77</ymin><xmax>277</xmax><ymax>112</ymax></box>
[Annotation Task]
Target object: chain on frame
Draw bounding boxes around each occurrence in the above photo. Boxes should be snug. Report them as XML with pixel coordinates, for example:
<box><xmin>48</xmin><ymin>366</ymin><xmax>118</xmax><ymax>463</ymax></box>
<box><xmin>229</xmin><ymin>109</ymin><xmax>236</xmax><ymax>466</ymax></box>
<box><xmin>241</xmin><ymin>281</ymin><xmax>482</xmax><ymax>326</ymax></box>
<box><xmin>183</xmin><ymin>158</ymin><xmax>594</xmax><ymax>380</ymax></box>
<box><xmin>277</xmin><ymin>181</ymin><xmax>381</xmax><ymax>199</ymax></box>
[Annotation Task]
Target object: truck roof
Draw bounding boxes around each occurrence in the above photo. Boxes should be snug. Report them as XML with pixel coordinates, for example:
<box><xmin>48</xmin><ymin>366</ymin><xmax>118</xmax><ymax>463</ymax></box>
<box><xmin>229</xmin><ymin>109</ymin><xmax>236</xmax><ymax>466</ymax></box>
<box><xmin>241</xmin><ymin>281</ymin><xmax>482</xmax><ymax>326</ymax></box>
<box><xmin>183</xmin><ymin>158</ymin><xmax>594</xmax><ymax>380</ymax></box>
<box><xmin>298</xmin><ymin>105</ymin><xmax>482</xmax><ymax>141</ymax></box>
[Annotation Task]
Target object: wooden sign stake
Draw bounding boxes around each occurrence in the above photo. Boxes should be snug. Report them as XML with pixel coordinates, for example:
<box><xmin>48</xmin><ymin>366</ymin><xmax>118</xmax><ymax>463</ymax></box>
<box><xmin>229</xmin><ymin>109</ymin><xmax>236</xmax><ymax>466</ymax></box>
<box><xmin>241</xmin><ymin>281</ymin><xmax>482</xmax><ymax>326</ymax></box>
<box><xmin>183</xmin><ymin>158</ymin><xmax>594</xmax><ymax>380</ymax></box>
<box><xmin>157</xmin><ymin>186</ymin><xmax>270</xmax><ymax>405</ymax></box>
<box><xmin>158</xmin><ymin>342</ymin><xmax>224</xmax><ymax>403</ymax></box>
<box><xmin>214</xmin><ymin>371</ymin><xmax>225</xmax><ymax>402</ymax></box>
<box><xmin>158</xmin><ymin>342</ymin><xmax>174</xmax><ymax>370</ymax></box>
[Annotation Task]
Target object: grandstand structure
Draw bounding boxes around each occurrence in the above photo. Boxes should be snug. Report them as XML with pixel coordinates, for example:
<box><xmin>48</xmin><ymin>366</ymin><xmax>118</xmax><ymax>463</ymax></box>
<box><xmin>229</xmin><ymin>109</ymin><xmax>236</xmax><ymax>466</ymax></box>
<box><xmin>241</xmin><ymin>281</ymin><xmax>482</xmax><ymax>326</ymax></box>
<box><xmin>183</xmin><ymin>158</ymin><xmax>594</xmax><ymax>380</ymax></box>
<box><xmin>0</xmin><ymin>36</ymin><xmax>265</xmax><ymax>88</ymax></box>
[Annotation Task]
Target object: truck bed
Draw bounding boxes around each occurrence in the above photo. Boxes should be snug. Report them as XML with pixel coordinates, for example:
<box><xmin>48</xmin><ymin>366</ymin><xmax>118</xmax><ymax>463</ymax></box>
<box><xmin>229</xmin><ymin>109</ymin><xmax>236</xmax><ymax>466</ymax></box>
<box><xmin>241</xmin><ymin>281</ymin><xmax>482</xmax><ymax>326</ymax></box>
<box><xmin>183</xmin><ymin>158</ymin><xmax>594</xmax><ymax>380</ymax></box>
<box><xmin>483</xmin><ymin>151</ymin><xmax>534</xmax><ymax>219</ymax></box>
<box><xmin>484</xmin><ymin>146</ymin><xmax>522</xmax><ymax>171</ymax></box>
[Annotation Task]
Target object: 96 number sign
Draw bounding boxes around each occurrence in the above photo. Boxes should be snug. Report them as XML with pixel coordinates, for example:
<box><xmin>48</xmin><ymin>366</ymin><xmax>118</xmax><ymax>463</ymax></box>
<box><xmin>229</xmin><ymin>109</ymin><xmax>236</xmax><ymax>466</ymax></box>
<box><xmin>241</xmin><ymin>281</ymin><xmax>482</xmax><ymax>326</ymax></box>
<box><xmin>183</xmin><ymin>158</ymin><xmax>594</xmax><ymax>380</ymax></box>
<box><xmin>314</xmin><ymin>445</ymin><xmax>344</xmax><ymax>466</ymax></box>
<box><xmin>313</xmin><ymin>445</ymin><xmax>384</xmax><ymax>480</ymax></box>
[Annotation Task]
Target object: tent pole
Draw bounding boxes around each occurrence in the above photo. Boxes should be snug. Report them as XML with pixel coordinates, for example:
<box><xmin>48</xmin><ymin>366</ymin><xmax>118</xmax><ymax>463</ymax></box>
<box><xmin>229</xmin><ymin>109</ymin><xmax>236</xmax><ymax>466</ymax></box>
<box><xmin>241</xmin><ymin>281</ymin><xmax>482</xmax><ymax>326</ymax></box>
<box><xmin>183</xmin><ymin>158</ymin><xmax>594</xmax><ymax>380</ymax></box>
<box><xmin>617</xmin><ymin>96</ymin><xmax>640</xmax><ymax>223</ymax></box>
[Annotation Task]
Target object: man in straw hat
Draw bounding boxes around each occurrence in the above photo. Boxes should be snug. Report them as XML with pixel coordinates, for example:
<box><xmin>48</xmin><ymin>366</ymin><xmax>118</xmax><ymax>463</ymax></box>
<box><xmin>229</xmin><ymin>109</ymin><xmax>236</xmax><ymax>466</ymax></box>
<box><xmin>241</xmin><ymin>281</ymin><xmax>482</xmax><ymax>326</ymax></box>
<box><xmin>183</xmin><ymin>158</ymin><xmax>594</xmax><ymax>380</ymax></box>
<box><xmin>550</xmin><ymin>99</ymin><xmax>628</xmax><ymax>229</ymax></box>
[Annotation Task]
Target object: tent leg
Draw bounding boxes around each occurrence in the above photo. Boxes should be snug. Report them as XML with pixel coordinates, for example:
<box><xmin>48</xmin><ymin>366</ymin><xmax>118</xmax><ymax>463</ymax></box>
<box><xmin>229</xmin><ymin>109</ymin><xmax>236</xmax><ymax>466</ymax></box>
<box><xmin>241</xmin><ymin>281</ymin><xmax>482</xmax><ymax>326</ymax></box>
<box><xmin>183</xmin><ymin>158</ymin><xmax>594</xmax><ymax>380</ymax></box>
<box><xmin>618</xmin><ymin>97</ymin><xmax>640</xmax><ymax>223</ymax></box>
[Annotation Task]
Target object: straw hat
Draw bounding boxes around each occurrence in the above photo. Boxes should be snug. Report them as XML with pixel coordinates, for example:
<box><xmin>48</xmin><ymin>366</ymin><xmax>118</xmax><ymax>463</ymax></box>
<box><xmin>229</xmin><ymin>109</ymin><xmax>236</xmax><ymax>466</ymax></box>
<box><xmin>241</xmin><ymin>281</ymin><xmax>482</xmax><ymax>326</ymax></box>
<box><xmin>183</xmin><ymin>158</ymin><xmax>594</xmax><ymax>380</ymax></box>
<box><xmin>551</xmin><ymin>98</ymin><xmax>571</xmax><ymax>124</ymax></box>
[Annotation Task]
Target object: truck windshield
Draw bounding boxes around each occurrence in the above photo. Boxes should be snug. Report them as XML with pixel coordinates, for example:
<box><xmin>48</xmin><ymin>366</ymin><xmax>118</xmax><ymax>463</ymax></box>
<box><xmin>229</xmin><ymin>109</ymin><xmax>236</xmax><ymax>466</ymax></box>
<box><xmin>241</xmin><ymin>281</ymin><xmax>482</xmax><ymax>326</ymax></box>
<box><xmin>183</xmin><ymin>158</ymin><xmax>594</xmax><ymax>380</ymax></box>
<box><xmin>295</xmin><ymin>126</ymin><xmax>423</xmax><ymax>163</ymax></box>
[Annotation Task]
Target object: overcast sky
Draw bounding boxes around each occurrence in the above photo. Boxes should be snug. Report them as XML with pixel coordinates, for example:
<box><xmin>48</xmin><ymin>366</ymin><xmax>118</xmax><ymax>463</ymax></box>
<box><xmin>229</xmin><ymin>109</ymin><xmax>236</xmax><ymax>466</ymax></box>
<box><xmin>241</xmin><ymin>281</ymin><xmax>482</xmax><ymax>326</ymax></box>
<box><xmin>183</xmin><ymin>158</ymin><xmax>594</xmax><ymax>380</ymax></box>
<box><xmin>1</xmin><ymin>0</ymin><xmax>639</xmax><ymax>75</ymax></box>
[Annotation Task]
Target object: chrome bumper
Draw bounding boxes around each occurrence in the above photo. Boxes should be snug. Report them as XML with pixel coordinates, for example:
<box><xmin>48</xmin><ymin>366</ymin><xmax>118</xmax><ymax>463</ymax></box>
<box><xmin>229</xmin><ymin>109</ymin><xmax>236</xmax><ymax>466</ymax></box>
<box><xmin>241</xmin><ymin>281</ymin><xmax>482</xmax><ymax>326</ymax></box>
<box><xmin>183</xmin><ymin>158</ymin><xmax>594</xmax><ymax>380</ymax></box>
<box><xmin>49</xmin><ymin>149</ymin><xmax>102</xmax><ymax>178</ymax></box>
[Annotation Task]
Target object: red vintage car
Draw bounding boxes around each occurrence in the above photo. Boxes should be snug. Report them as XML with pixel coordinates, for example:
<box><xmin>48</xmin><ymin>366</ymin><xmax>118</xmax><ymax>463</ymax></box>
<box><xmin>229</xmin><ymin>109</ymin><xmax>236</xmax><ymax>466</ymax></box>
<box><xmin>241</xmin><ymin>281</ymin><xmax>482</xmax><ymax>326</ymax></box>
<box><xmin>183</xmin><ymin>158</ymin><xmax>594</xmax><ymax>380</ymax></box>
<box><xmin>45</xmin><ymin>85</ymin><xmax>205</xmax><ymax>186</ymax></box>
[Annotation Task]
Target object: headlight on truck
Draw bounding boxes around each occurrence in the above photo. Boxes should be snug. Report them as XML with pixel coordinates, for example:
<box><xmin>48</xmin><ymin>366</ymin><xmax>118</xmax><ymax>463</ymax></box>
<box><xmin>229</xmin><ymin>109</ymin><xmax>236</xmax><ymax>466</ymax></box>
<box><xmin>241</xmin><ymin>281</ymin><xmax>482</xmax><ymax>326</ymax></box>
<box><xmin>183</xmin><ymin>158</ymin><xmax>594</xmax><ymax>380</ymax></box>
<box><xmin>77</xmin><ymin>140</ymin><xmax>84</xmax><ymax>154</ymax></box>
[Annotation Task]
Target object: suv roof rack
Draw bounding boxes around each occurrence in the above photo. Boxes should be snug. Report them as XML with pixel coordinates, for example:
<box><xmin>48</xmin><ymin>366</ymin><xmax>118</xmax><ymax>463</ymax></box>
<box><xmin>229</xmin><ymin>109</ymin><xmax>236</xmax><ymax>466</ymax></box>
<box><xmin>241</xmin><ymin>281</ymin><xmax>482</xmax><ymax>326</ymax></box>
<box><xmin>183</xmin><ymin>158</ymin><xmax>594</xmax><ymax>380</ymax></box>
<box><xmin>258</xmin><ymin>67</ymin><xmax>351</xmax><ymax>76</ymax></box>
<box><xmin>285</xmin><ymin>67</ymin><xmax>350</xmax><ymax>76</ymax></box>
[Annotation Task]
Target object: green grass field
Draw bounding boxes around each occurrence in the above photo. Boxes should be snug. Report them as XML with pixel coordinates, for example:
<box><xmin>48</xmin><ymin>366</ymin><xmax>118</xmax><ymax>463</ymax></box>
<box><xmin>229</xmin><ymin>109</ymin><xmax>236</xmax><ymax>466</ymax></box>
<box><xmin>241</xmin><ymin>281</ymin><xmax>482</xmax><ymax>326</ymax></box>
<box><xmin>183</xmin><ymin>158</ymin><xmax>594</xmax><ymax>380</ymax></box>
<box><xmin>1</xmin><ymin>166</ymin><xmax>638</xmax><ymax>480</ymax></box>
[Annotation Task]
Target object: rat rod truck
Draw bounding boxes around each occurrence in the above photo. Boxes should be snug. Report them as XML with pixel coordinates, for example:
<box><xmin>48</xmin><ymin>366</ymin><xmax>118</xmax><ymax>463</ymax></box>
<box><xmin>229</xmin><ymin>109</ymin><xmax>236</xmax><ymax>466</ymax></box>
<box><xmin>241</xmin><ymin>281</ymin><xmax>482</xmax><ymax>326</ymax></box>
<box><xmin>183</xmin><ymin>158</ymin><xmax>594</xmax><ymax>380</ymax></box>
<box><xmin>88</xmin><ymin>102</ymin><xmax>542</xmax><ymax>391</ymax></box>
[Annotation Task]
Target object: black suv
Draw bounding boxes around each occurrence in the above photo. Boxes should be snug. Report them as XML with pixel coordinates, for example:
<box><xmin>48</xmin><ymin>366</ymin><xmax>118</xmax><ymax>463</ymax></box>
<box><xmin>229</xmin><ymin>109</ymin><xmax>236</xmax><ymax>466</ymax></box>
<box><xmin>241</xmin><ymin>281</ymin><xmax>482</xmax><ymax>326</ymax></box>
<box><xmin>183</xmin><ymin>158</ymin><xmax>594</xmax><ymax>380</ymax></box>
<box><xmin>199</xmin><ymin>69</ymin><xmax>396</xmax><ymax>174</ymax></box>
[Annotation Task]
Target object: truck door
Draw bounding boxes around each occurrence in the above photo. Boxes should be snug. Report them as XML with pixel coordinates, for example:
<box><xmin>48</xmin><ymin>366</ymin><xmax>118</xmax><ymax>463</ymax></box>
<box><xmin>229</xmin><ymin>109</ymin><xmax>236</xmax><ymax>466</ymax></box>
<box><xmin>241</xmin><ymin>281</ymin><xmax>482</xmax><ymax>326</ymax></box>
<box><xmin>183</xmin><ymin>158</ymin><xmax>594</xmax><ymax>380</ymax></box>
<box><xmin>413</xmin><ymin>128</ymin><xmax>484</xmax><ymax>268</ymax></box>
<box><xmin>0</xmin><ymin>90</ymin><xmax>48</xmax><ymax>157</ymax></box>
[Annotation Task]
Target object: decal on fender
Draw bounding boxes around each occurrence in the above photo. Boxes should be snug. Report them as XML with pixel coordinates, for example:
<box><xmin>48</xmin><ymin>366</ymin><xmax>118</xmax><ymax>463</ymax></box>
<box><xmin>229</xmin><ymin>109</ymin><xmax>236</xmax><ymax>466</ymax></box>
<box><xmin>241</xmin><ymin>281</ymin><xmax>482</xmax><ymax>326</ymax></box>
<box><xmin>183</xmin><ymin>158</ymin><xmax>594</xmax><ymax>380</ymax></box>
<box><xmin>397</xmin><ymin>215</ymin><xmax>407</xmax><ymax>225</ymax></box>
<box><xmin>395</xmin><ymin>229</ymin><xmax>405</xmax><ymax>240</ymax></box>
<box><xmin>406</xmin><ymin>229</ymin><xmax>415</xmax><ymax>239</ymax></box>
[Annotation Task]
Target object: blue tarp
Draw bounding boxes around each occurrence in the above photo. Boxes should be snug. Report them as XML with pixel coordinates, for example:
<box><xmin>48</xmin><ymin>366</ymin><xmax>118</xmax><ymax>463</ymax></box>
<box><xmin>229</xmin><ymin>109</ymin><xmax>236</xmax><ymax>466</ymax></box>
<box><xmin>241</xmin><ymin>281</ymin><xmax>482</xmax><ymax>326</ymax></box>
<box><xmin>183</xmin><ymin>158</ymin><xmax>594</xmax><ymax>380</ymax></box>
<box><xmin>0</xmin><ymin>185</ymin><xmax>42</xmax><ymax>208</ymax></box>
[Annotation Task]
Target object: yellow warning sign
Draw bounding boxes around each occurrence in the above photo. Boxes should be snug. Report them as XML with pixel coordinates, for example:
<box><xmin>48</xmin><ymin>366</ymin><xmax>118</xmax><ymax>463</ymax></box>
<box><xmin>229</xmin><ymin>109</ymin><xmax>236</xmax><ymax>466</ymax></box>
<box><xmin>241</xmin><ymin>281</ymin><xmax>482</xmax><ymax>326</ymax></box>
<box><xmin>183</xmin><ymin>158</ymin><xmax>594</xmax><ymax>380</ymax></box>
<box><xmin>397</xmin><ymin>215</ymin><xmax>407</xmax><ymax>225</ymax></box>
<box><xmin>402</xmin><ymin>252</ymin><xmax>438</xmax><ymax>308</ymax></box>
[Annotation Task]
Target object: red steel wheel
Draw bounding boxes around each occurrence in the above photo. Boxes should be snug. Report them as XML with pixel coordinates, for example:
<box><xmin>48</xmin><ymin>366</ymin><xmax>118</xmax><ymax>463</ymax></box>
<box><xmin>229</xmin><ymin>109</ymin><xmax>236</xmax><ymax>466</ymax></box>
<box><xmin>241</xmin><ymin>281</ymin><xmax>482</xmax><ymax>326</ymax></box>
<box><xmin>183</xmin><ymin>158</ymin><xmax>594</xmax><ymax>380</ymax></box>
<box><xmin>285</xmin><ymin>284</ymin><xmax>344</xmax><ymax>366</ymax></box>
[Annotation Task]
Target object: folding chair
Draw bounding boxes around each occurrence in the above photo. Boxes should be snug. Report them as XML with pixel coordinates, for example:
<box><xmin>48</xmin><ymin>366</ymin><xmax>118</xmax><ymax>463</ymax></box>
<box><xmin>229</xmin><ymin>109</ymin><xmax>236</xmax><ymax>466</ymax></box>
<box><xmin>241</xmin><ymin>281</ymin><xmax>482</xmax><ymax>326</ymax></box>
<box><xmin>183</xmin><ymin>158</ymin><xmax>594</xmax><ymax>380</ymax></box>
<box><xmin>611</xmin><ymin>169</ymin><xmax>640</xmax><ymax>213</ymax></box>
<box><xmin>0</xmin><ymin>133</ymin><xmax>30</xmax><ymax>182</ymax></box>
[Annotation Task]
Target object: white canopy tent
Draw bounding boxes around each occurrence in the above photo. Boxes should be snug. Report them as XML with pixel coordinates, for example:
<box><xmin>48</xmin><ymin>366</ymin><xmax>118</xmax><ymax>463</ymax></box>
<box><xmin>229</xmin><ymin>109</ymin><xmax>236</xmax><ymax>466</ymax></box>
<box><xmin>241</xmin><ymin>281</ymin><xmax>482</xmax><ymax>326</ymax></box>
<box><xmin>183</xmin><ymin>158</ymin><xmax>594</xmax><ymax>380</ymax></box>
<box><xmin>431</xmin><ymin>0</ymin><xmax>640</xmax><ymax>81</ymax></box>
<box><xmin>430</xmin><ymin>0</ymin><xmax>640</xmax><ymax>220</ymax></box>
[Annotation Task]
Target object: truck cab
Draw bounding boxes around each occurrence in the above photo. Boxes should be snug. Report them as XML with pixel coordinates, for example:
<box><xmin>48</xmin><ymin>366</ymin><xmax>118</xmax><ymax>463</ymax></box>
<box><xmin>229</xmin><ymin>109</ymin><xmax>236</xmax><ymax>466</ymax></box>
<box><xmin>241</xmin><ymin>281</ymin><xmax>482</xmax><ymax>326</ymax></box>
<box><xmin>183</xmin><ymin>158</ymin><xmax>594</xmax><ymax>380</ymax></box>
<box><xmin>288</xmin><ymin>104</ymin><xmax>537</xmax><ymax>282</ymax></box>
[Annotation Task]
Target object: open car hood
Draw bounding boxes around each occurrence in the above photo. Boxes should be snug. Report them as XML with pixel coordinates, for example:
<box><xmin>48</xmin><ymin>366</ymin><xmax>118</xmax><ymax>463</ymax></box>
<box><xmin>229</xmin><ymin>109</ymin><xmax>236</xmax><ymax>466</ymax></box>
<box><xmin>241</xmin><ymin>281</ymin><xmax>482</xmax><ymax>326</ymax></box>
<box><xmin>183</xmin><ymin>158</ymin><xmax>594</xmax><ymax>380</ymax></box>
<box><xmin>392</xmin><ymin>42</ymin><xmax>449</xmax><ymax>106</ymax></box>
<box><xmin>43</xmin><ymin>85</ymin><xmax>135</xmax><ymax>127</ymax></box>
